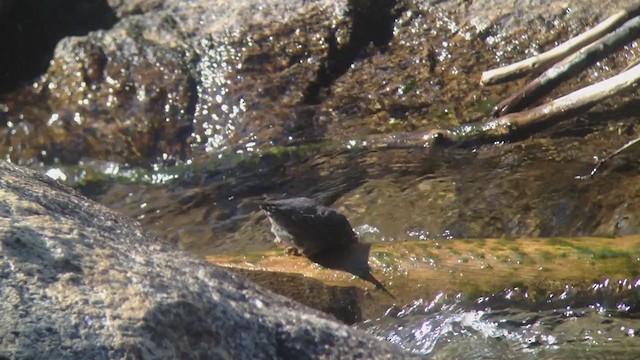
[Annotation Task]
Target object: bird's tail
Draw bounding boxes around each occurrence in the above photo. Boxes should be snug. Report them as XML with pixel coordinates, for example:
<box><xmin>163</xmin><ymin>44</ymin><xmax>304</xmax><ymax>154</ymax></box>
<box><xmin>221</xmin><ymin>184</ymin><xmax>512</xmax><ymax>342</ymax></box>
<box><xmin>359</xmin><ymin>270</ymin><xmax>396</xmax><ymax>300</ymax></box>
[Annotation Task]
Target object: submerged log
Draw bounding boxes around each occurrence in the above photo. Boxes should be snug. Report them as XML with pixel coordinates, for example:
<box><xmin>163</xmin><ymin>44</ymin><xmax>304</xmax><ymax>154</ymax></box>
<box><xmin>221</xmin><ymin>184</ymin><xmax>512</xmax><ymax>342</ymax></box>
<box><xmin>208</xmin><ymin>236</ymin><xmax>640</xmax><ymax>322</ymax></box>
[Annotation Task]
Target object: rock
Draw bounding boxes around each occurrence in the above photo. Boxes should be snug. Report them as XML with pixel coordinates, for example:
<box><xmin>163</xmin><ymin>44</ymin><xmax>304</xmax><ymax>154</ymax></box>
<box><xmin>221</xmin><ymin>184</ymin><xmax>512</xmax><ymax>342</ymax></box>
<box><xmin>0</xmin><ymin>0</ymin><xmax>116</xmax><ymax>92</ymax></box>
<box><xmin>4</xmin><ymin>0</ymin><xmax>635</xmax><ymax>165</ymax></box>
<box><xmin>2</xmin><ymin>0</ymin><xmax>353</xmax><ymax>164</ymax></box>
<box><xmin>3</xmin><ymin>0</ymin><xmax>640</xmax><ymax>254</ymax></box>
<box><xmin>0</xmin><ymin>160</ymin><xmax>413</xmax><ymax>359</ymax></box>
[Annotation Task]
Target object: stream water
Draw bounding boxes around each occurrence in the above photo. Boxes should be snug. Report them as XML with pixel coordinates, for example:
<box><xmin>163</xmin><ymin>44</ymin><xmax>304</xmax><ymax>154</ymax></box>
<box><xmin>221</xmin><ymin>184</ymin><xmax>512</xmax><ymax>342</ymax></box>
<box><xmin>75</xmin><ymin>135</ymin><xmax>640</xmax><ymax>359</ymax></box>
<box><xmin>359</xmin><ymin>287</ymin><xmax>640</xmax><ymax>358</ymax></box>
<box><xmin>2</xmin><ymin>0</ymin><xmax>640</xmax><ymax>357</ymax></box>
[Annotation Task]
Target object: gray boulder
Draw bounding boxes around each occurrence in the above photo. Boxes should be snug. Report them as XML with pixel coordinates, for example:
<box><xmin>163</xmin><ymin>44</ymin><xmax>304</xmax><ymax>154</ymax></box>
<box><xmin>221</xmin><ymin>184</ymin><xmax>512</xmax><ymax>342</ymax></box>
<box><xmin>0</xmin><ymin>161</ymin><xmax>412</xmax><ymax>359</ymax></box>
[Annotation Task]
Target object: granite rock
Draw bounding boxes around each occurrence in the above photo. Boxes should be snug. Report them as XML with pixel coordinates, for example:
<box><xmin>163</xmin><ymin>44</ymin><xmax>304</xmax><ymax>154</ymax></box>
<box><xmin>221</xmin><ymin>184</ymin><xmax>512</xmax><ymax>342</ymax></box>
<box><xmin>0</xmin><ymin>160</ymin><xmax>412</xmax><ymax>359</ymax></box>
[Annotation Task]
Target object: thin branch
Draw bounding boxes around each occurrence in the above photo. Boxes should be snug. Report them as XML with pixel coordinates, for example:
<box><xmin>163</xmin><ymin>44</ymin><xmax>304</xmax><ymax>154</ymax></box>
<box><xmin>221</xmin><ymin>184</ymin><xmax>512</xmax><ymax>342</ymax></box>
<box><xmin>480</xmin><ymin>3</ymin><xmax>640</xmax><ymax>86</ymax></box>
<box><xmin>577</xmin><ymin>136</ymin><xmax>640</xmax><ymax>179</ymax></box>
<box><xmin>493</xmin><ymin>15</ymin><xmax>640</xmax><ymax>116</ymax></box>
<box><xmin>499</xmin><ymin>61</ymin><xmax>640</xmax><ymax>127</ymax></box>
<box><xmin>623</xmin><ymin>56</ymin><xmax>640</xmax><ymax>72</ymax></box>
<box><xmin>372</xmin><ymin>62</ymin><xmax>640</xmax><ymax>149</ymax></box>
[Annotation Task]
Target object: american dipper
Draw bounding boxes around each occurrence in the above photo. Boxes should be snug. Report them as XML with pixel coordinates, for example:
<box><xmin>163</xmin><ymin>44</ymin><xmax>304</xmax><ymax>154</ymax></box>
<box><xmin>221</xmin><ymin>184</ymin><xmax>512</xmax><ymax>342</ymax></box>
<box><xmin>259</xmin><ymin>196</ymin><xmax>396</xmax><ymax>299</ymax></box>
<box><xmin>258</xmin><ymin>197</ymin><xmax>358</xmax><ymax>257</ymax></box>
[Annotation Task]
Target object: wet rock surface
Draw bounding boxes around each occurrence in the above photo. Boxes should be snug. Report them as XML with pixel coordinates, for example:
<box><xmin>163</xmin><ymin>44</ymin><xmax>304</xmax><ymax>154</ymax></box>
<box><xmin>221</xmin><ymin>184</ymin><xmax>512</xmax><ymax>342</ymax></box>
<box><xmin>1</xmin><ymin>0</ymin><xmax>637</xmax><ymax>162</ymax></box>
<box><xmin>0</xmin><ymin>0</ymin><xmax>639</xmax><ymax>254</ymax></box>
<box><xmin>2</xmin><ymin>1</ymin><xmax>640</xmax><ymax>357</ymax></box>
<box><xmin>87</xmin><ymin>127</ymin><xmax>640</xmax><ymax>255</ymax></box>
<box><xmin>0</xmin><ymin>160</ymin><xmax>413</xmax><ymax>359</ymax></box>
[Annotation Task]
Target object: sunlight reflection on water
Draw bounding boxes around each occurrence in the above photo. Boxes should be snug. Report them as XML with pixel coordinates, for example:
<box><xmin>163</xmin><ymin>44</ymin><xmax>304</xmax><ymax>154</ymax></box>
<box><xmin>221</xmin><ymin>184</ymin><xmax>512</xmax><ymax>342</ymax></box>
<box><xmin>358</xmin><ymin>289</ymin><xmax>640</xmax><ymax>359</ymax></box>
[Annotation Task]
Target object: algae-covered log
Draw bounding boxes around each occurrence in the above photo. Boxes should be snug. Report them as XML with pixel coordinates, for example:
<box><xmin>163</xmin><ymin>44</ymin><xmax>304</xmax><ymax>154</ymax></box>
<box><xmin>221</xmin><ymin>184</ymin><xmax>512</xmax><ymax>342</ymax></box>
<box><xmin>208</xmin><ymin>236</ymin><xmax>640</xmax><ymax>323</ymax></box>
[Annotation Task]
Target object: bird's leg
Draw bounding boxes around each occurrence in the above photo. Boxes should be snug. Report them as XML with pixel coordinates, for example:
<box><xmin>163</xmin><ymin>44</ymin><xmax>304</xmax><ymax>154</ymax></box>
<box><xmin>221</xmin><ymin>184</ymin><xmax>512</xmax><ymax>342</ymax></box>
<box><xmin>273</xmin><ymin>235</ymin><xmax>302</xmax><ymax>256</ymax></box>
<box><xmin>285</xmin><ymin>246</ymin><xmax>302</xmax><ymax>256</ymax></box>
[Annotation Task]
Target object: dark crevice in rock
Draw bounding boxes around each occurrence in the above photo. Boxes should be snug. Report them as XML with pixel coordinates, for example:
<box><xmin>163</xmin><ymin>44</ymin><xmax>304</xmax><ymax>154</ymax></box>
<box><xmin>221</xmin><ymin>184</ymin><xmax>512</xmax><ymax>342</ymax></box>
<box><xmin>0</xmin><ymin>0</ymin><xmax>117</xmax><ymax>93</ymax></box>
<box><xmin>303</xmin><ymin>0</ymin><xmax>403</xmax><ymax>105</ymax></box>
<box><xmin>180</xmin><ymin>71</ymin><xmax>200</xmax><ymax>160</ymax></box>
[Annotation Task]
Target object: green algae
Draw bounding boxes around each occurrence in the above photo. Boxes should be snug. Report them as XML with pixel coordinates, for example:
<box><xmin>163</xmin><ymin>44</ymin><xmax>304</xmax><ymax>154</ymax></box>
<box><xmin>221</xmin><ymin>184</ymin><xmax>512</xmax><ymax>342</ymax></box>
<box><xmin>574</xmin><ymin>246</ymin><xmax>632</xmax><ymax>259</ymax></box>
<box><xmin>241</xmin><ymin>252</ymin><xmax>268</xmax><ymax>265</ymax></box>
<box><xmin>372</xmin><ymin>251</ymin><xmax>399</xmax><ymax>270</ymax></box>
<box><xmin>545</xmin><ymin>238</ymin><xmax>574</xmax><ymax>247</ymax></box>
<box><xmin>539</xmin><ymin>250</ymin><xmax>555</xmax><ymax>261</ymax></box>
<box><xmin>471</xmin><ymin>96</ymin><xmax>498</xmax><ymax>116</ymax></box>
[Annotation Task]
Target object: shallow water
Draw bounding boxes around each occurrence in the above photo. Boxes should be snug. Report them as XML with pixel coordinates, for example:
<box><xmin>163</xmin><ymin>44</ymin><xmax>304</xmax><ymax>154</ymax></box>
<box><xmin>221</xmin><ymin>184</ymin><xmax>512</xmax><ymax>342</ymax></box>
<box><xmin>69</xmin><ymin>135</ymin><xmax>640</xmax><ymax>359</ymax></box>
<box><xmin>2</xmin><ymin>1</ymin><xmax>640</xmax><ymax>357</ymax></box>
<box><xmin>37</xmin><ymin>115</ymin><xmax>640</xmax><ymax>360</ymax></box>
<box><xmin>75</xmin><ymin>129</ymin><xmax>640</xmax><ymax>256</ymax></box>
<box><xmin>358</xmin><ymin>286</ymin><xmax>640</xmax><ymax>359</ymax></box>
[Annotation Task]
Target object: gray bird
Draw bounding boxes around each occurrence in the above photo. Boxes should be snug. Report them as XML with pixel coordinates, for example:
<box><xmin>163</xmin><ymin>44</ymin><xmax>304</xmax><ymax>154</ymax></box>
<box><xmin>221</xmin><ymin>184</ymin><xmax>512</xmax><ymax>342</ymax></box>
<box><xmin>258</xmin><ymin>197</ymin><xmax>358</xmax><ymax>257</ymax></box>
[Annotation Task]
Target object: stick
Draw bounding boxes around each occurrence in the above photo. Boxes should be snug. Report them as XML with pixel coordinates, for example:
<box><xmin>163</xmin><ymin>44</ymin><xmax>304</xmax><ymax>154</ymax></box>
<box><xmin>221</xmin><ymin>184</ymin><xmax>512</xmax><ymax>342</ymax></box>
<box><xmin>374</xmin><ymin>62</ymin><xmax>640</xmax><ymax>148</ymax></box>
<box><xmin>577</xmin><ymin>136</ymin><xmax>640</xmax><ymax>179</ymax></box>
<box><xmin>493</xmin><ymin>15</ymin><xmax>640</xmax><ymax>116</ymax></box>
<box><xmin>480</xmin><ymin>3</ymin><xmax>640</xmax><ymax>86</ymax></box>
<box><xmin>273</xmin><ymin>60</ymin><xmax>640</xmax><ymax>152</ymax></box>
<box><xmin>498</xmin><ymin>61</ymin><xmax>640</xmax><ymax>128</ymax></box>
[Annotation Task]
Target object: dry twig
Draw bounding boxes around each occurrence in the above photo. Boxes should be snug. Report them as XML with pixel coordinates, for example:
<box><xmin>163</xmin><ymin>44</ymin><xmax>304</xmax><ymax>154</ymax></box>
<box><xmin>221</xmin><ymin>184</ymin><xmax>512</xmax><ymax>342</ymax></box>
<box><xmin>577</xmin><ymin>136</ymin><xmax>640</xmax><ymax>179</ymax></box>
<box><xmin>480</xmin><ymin>3</ymin><xmax>640</xmax><ymax>85</ymax></box>
<box><xmin>493</xmin><ymin>16</ymin><xmax>640</xmax><ymax>116</ymax></box>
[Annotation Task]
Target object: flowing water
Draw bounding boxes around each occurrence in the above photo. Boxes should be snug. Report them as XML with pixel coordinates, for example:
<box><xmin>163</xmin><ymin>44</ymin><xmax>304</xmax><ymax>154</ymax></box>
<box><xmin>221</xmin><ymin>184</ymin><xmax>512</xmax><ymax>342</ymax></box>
<box><xmin>51</xmin><ymin>132</ymin><xmax>637</xmax><ymax>360</ymax></box>
<box><xmin>2</xmin><ymin>0</ymin><xmax>640</xmax><ymax>357</ymax></box>
<box><xmin>358</xmin><ymin>286</ymin><xmax>640</xmax><ymax>359</ymax></box>
<box><xmin>77</xmin><ymin>132</ymin><xmax>640</xmax><ymax>359</ymax></box>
